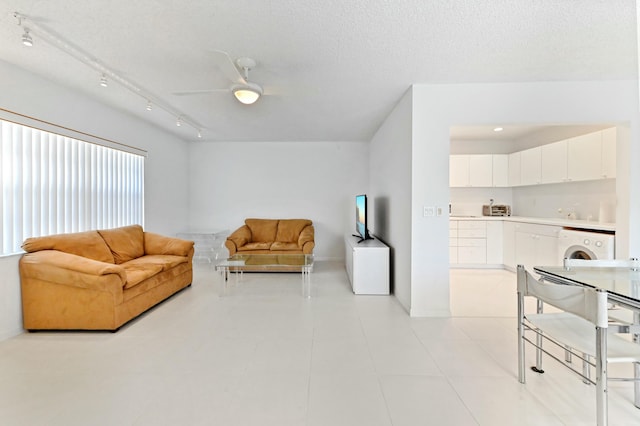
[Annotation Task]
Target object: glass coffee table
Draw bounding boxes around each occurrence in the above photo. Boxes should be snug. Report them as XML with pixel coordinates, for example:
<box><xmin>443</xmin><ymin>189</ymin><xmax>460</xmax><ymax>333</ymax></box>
<box><xmin>215</xmin><ymin>253</ymin><xmax>314</xmax><ymax>298</ymax></box>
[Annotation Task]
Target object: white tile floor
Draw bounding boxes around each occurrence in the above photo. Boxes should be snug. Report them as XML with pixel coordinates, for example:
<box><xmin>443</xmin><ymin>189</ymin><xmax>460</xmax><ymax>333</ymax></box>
<box><xmin>1</xmin><ymin>263</ymin><xmax>639</xmax><ymax>425</ymax></box>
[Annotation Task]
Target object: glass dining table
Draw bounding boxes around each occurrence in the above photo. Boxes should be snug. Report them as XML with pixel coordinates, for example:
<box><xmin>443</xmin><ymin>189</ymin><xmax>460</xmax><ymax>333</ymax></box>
<box><xmin>534</xmin><ymin>265</ymin><xmax>640</xmax><ymax>408</ymax></box>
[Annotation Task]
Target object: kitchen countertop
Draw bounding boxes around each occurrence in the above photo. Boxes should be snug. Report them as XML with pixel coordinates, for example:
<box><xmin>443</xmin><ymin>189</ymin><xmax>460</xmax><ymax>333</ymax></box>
<box><xmin>449</xmin><ymin>215</ymin><xmax>615</xmax><ymax>232</ymax></box>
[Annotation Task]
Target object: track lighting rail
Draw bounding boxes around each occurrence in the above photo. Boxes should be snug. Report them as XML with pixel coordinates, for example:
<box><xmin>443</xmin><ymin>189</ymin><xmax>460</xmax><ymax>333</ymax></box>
<box><xmin>13</xmin><ymin>12</ymin><xmax>203</xmax><ymax>139</ymax></box>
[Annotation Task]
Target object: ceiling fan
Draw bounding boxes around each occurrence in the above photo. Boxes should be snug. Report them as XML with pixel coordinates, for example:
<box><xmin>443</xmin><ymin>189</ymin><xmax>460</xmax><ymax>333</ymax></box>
<box><xmin>173</xmin><ymin>51</ymin><xmax>264</xmax><ymax>105</ymax></box>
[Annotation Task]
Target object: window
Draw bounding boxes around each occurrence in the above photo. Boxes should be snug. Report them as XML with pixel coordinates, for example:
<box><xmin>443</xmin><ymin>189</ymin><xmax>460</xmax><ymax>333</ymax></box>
<box><xmin>0</xmin><ymin>119</ymin><xmax>144</xmax><ymax>255</ymax></box>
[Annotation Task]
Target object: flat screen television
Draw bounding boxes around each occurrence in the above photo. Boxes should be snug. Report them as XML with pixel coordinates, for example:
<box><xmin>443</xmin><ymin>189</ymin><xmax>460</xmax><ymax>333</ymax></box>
<box><xmin>355</xmin><ymin>194</ymin><xmax>372</xmax><ymax>242</ymax></box>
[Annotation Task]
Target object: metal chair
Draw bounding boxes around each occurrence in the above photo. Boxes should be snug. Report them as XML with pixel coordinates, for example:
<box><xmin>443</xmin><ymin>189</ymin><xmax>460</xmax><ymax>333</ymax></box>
<box><xmin>562</xmin><ymin>258</ymin><xmax>640</xmax><ymax>404</ymax></box>
<box><xmin>517</xmin><ymin>265</ymin><xmax>640</xmax><ymax>426</ymax></box>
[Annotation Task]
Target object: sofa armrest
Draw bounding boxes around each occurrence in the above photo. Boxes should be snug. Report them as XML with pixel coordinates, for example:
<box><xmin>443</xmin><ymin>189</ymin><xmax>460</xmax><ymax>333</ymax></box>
<box><xmin>225</xmin><ymin>225</ymin><xmax>251</xmax><ymax>256</ymax></box>
<box><xmin>144</xmin><ymin>232</ymin><xmax>194</xmax><ymax>257</ymax></box>
<box><xmin>19</xmin><ymin>250</ymin><xmax>126</xmax><ymax>301</ymax></box>
<box><xmin>298</xmin><ymin>225</ymin><xmax>315</xmax><ymax>254</ymax></box>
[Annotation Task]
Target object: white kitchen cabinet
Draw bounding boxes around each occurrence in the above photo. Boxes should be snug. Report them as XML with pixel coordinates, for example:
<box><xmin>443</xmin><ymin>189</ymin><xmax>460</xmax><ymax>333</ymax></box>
<box><xmin>486</xmin><ymin>221</ymin><xmax>503</xmax><ymax>265</ymax></box>
<box><xmin>344</xmin><ymin>235</ymin><xmax>389</xmax><ymax>295</ymax></box>
<box><xmin>502</xmin><ymin>221</ymin><xmax>516</xmax><ymax>270</ymax></box>
<box><xmin>449</xmin><ymin>220</ymin><xmax>458</xmax><ymax>264</ymax></box>
<box><xmin>514</xmin><ymin>223</ymin><xmax>562</xmax><ymax>272</ymax></box>
<box><xmin>508</xmin><ymin>152</ymin><xmax>521</xmax><ymax>186</ymax></box>
<box><xmin>450</xmin><ymin>155</ymin><xmax>492</xmax><ymax>187</ymax></box>
<box><xmin>520</xmin><ymin>147</ymin><xmax>541</xmax><ymax>185</ymax></box>
<box><xmin>451</xmin><ymin>220</ymin><xmax>487</xmax><ymax>265</ymax></box>
<box><xmin>449</xmin><ymin>155</ymin><xmax>470</xmax><ymax>187</ymax></box>
<box><xmin>567</xmin><ymin>132</ymin><xmax>602</xmax><ymax>182</ymax></box>
<box><xmin>601</xmin><ymin>127</ymin><xmax>617</xmax><ymax>179</ymax></box>
<box><xmin>451</xmin><ymin>127</ymin><xmax>617</xmax><ymax>189</ymax></box>
<box><xmin>469</xmin><ymin>155</ymin><xmax>493</xmax><ymax>187</ymax></box>
<box><xmin>540</xmin><ymin>140</ymin><xmax>568</xmax><ymax>183</ymax></box>
<box><xmin>492</xmin><ymin>155</ymin><xmax>508</xmax><ymax>187</ymax></box>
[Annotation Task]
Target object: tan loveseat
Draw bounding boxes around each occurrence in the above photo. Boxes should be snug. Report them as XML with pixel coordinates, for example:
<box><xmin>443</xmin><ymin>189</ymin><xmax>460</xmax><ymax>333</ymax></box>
<box><xmin>19</xmin><ymin>225</ymin><xmax>194</xmax><ymax>331</ymax></box>
<box><xmin>225</xmin><ymin>218</ymin><xmax>314</xmax><ymax>256</ymax></box>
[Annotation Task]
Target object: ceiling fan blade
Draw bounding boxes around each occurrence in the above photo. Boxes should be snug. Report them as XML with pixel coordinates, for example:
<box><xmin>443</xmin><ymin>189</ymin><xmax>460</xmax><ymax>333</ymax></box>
<box><xmin>172</xmin><ymin>88</ymin><xmax>229</xmax><ymax>96</ymax></box>
<box><xmin>211</xmin><ymin>50</ymin><xmax>246</xmax><ymax>85</ymax></box>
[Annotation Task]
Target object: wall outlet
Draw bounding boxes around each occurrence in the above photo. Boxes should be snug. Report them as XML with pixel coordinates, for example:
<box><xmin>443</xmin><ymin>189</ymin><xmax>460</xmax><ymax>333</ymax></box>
<box><xmin>423</xmin><ymin>206</ymin><xmax>436</xmax><ymax>217</ymax></box>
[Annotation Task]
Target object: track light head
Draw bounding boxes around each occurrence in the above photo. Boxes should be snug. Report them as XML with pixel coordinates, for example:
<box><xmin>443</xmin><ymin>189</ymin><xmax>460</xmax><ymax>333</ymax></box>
<box><xmin>99</xmin><ymin>74</ymin><xmax>108</xmax><ymax>87</ymax></box>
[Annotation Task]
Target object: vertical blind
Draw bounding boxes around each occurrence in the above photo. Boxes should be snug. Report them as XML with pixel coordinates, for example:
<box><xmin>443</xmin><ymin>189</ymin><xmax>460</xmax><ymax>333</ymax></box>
<box><xmin>0</xmin><ymin>120</ymin><xmax>144</xmax><ymax>255</ymax></box>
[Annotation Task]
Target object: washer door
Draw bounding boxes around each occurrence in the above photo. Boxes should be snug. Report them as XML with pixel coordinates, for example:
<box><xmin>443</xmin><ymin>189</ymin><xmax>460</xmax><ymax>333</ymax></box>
<box><xmin>563</xmin><ymin>245</ymin><xmax>598</xmax><ymax>260</ymax></box>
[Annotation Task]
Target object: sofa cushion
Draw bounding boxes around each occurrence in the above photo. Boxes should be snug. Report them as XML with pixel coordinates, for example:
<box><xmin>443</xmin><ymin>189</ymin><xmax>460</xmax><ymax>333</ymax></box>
<box><xmin>276</xmin><ymin>219</ymin><xmax>312</xmax><ymax>243</ymax></box>
<box><xmin>238</xmin><ymin>242</ymin><xmax>272</xmax><ymax>251</ymax></box>
<box><xmin>22</xmin><ymin>231</ymin><xmax>115</xmax><ymax>264</ymax></box>
<box><xmin>245</xmin><ymin>219</ymin><xmax>278</xmax><ymax>242</ymax></box>
<box><xmin>271</xmin><ymin>242</ymin><xmax>300</xmax><ymax>251</ymax></box>
<box><xmin>144</xmin><ymin>232</ymin><xmax>193</xmax><ymax>256</ymax></box>
<box><xmin>121</xmin><ymin>262</ymin><xmax>164</xmax><ymax>289</ymax></box>
<box><xmin>125</xmin><ymin>255</ymin><xmax>188</xmax><ymax>272</ymax></box>
<box><xmin>98</xmin><ymin>225</ymin><xmax>145</xmax><ymax>264</ymax></box>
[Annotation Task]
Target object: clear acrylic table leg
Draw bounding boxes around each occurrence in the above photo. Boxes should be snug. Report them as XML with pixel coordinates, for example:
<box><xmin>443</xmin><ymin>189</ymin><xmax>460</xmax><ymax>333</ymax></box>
<box><xmin>301</xmin><ymin>265</ymin><xmax>311</xmax><ymax>298</ymax></box>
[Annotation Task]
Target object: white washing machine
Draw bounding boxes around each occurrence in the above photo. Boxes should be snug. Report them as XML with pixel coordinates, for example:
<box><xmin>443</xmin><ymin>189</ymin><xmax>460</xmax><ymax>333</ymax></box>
<box><xmin>557</xmin><ymin>229</ymin><xmax>615</xmax><ymax>261</ymax></box>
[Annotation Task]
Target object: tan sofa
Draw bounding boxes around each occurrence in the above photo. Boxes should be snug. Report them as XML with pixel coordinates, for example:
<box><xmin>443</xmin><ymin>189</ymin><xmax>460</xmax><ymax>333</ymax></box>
<box><xmin>19</xmin><ymin>225</ymin><xmax>194</xmax><ymax>331</ymax></box>
<box><xmin>225</xmin><ymin>218</ymin><xmax>314</xmax><ymax>256</ymax></box>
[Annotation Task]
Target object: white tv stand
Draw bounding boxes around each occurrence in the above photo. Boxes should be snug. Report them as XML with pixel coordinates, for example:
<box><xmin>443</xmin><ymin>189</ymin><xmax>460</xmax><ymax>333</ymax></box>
<box><xmin>344</xmin><ymin>234</ymin><xmax>390</xmax><ymax>295</ymax></box>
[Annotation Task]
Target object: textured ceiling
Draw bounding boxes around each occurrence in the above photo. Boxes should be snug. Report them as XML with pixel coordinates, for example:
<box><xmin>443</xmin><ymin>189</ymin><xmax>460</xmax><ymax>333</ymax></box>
<box><xmin>0</xmin><ymin>1</ymin><xmax>637</xmax><ymax>142</ymax></box>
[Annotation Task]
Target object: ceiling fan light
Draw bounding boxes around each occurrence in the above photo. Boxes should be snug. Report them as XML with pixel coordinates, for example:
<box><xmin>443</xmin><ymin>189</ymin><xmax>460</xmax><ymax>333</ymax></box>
<box><xmin>232</xmin><ymin>82</ymin><xmax>263</xmax><ymax>105</ymax></box>
<box><xmin>22</xmin><ymin>28</ymin><xmax>33</xmax><ymax>46</ymax></box>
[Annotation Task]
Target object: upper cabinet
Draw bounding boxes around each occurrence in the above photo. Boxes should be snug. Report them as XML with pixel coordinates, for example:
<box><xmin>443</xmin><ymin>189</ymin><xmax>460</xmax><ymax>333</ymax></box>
<box><xmin>449</xmin><ymin>155</ymin><xmax>470</xmax><ymax>187</ymax></box>
<box><xmin>508</xmin><ymin>152</ymin><xmax>521</xmax><ymax>186</ymax></box>
<box><xmin>601</xmin><ymin>127</ymin><xmax>617</xmax><ymax>179</ymax></box>
<box><xmin>540</xmin><ymin>141</ymin><xmax>567</xmax><ymax>183</ymax></box>
<box><xmin>450</xmin><ymin>154</ymin><xmax>507</xmax><ymax>187</ymax></box>
<box><xmin>519</xmin><ymin>147</ymin><xmax>541</xmax><ymax>186</ymax></box>
<box><xmin>468</xmin><ymin>155</ymin><xmax>493</xmax><ymax>187</ymax></box>
<box><xmin>567</xmin><ymin>132</ymin><xmax>602</xmax><ymax>182</ymax></box>
<box><xmin>451</xmin><ymin>127</ymin><xmax>617</xmax><ymax>188</ymax></box>
<box><xmin>492</xmin><ymin>155</ymin><xmax>509</xmax><ymax>187</ymax></box>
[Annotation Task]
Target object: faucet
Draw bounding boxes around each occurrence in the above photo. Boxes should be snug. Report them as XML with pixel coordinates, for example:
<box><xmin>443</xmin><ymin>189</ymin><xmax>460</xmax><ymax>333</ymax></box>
<box><xmin>489</xmin><ymin>198</ymin><xmax>494</xmax><ymax>207</ymax></box>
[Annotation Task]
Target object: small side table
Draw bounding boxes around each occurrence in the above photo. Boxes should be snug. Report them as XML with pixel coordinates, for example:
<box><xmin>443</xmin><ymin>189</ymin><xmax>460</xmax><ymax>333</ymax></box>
<box><xmin>215</xmin><ymin>260</ymin><xmax>245</xmax><ymax>295</ymax></box>
<box><xmin>177</xmin><ymin>230</ymin><xmax>228</xmax><ymax>264</ymax></box>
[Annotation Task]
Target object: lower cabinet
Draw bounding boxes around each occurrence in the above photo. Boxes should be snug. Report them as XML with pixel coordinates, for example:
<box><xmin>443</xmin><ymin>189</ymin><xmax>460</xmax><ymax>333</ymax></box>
<box><xmin>451</xmin><ymin>219</ymin><xmax>562</xmax><ymax>271</ymax></box>
<box><xmin>450</xmin><ymin>220</ymin><xmax>503</xmax><ymax>267</ymax></box>
<box><xmin>450</xmin><ymin>220</ymin><xmax>486</xmax><ymax>265</ymax></box>
<box><xmin>503</xmin><ymin>221</ymin><xmax>516</xmax><ymax>270</ymax></box>
<box><xmin>514</xmin><ymin>223</ymin><xmax>562</xmax><ymax>272</ymax></box>
<box><xmin>345</xmin><ymin>235</ymin><xmax>390</xmax><ymax>295</ymax></box>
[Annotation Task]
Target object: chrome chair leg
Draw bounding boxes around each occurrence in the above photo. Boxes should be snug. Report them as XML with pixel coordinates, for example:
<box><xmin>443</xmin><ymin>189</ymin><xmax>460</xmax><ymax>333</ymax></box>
<box><xmin>532</xmin><ymin>298</ymin><xmax>545</xmax><ymax>373</ymax></box>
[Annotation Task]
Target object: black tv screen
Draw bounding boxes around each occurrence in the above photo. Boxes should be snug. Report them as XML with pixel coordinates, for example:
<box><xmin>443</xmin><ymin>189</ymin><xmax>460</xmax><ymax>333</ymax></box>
<box><xmin>355</xmin><ymin>194</ymin><xmax>369</xmax><ymax>241</ymax></box>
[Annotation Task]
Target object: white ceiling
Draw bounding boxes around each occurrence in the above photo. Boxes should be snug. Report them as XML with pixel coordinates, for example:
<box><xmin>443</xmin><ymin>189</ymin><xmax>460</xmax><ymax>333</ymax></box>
<box><xmin>0</xmin><ymin>1</ymin><xmax>637</xmax><ymax>142</ymax></box>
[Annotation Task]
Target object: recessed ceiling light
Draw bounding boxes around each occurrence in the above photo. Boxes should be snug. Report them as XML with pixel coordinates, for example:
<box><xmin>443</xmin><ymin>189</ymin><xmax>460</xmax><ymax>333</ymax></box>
<box><xmin>493</xmin><ymin>127</ymin><xmax>504</xmax><ymax>132</ymax></box>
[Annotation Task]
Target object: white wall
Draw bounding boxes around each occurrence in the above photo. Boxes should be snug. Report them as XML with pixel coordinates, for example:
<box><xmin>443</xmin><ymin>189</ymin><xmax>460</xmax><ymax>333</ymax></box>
<box><xmin>407</xmin><ymin>80</ymin><xmax>639</xmax><ymax>317</ymax></box>
<box><xmin>369</xmin><ymin>90</ymin><xmax>414</xmax><ymax>312</ymax></box>
<box><xmin>450</xmin><ymin>188</ymin><xmax>513</xmax><ymax>217</ymax></box>
<box><xmin>512</xmin><ymin>180</ymin><xmax>616</xmax><ymax>221</ymax></box>
<box><xmin>0</xmin><ymin>60</ymin><xmax>190</xmax><ymax>340</ymax></box>
<box><xmin>187</xmin><ymin>141</ymin><xmax>369</xmax><ymax>260</ymax></box>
